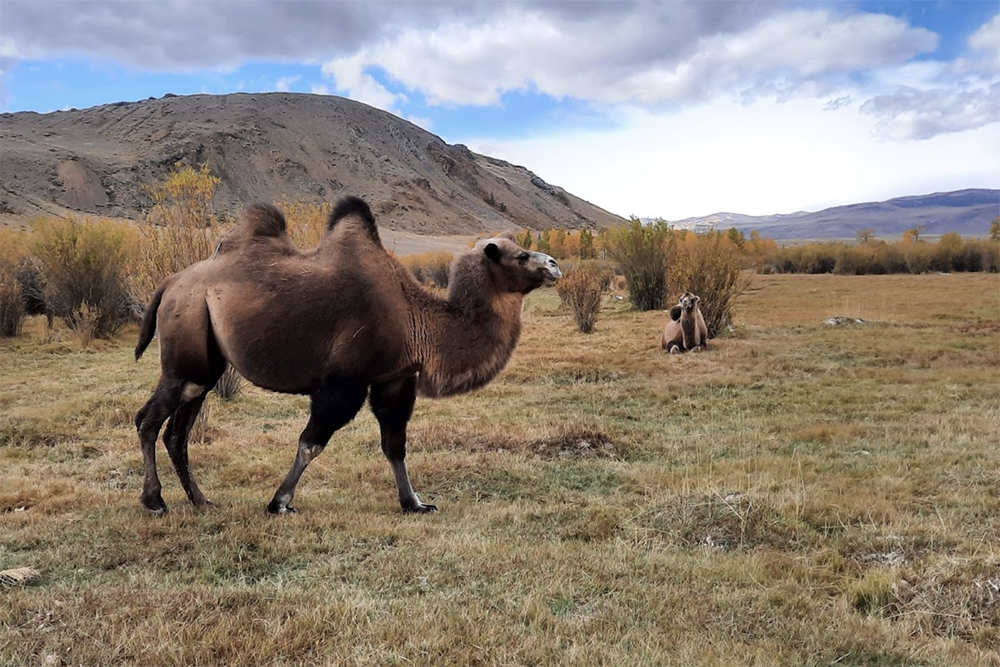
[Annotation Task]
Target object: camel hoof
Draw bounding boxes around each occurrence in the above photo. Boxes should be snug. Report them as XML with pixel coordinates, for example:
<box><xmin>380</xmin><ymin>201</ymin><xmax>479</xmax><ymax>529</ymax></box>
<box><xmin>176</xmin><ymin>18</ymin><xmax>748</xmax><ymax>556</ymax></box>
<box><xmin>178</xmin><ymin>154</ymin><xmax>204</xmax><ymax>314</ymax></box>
<box><xmin>403</xmin><ymin>502</ymin><xmax>438</xmax><ymax>514</ymax></box>
<box><xmin>140</xmin><ymin>496</ymin><xmax>169</xmax><ymax>515</ymax></box>
<box><xmin>265</xmin><ymin>501</ymin><xmax>297</xmax><ymax>515</ymax></box>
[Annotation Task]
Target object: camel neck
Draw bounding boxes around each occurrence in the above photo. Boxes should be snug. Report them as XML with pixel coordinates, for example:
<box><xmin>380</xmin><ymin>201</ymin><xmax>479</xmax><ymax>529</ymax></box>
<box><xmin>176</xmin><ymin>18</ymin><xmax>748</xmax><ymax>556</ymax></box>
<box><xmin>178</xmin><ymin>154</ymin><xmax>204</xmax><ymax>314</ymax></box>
<box><xmin>415</xmin><ymin>287</ymin><xmax>523</xmax><ymax>397</ymax></box>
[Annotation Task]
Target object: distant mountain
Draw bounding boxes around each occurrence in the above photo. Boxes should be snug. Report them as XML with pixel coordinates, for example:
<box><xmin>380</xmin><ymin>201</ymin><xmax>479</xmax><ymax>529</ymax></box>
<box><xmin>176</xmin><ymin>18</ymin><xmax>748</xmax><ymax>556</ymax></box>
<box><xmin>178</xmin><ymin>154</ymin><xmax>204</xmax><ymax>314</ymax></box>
<box><xmin>668</xmin><ymin>189</ymin><xmax>999</xmax><ymax>240</ymax></box>
<box><xmin>0</xmin><ymin>92</ymin><xmax>625</xmax><ymax>235</ymax></box>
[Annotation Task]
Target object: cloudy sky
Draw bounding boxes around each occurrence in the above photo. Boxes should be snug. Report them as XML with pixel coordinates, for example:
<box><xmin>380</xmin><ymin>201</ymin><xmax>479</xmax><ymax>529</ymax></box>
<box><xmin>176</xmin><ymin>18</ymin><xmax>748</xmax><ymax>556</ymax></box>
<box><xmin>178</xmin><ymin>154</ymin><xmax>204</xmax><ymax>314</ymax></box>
<box><xmin>1</xmin><ymin>1</ymin><xmax>997</xmax><ymax>220</ymax></box>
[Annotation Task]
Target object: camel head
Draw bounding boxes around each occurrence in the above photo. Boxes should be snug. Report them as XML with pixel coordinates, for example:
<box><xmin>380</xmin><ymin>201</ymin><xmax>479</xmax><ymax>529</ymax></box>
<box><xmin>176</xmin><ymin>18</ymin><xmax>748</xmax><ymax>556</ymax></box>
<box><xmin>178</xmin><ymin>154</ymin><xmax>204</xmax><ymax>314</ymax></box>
<box><xmin>472</xmin><ymin>234</ymin><xmax>562</xmax><ymax>294</ymax></box>
<box><xmin>678</xmin><ymin>291</ymin><xmax>700</xmax><ymax>311</ymax></box>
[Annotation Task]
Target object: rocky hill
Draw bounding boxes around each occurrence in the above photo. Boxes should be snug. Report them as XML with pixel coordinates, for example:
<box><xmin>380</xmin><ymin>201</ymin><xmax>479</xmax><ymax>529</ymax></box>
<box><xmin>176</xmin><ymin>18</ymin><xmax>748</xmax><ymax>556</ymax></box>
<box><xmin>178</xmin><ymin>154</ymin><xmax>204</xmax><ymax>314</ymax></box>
<box><xmin>670</xmin><ymin>189</ymin><xmax>999</xmax><ymax>240</ymax></box>
<box><xmin>0</xmin><ymin>92</ymin><xmax>625</xmax><ymax>236</ymax></box>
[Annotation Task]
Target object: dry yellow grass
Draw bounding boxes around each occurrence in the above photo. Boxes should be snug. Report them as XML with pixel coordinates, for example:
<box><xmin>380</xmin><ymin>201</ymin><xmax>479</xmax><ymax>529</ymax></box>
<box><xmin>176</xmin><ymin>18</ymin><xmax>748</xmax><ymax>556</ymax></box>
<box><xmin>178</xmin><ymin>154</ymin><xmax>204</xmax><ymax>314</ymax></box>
<box><xmin>1</xmin><ymin>273</ymin><xmax>998</xmax><ymax>666</ymax></box>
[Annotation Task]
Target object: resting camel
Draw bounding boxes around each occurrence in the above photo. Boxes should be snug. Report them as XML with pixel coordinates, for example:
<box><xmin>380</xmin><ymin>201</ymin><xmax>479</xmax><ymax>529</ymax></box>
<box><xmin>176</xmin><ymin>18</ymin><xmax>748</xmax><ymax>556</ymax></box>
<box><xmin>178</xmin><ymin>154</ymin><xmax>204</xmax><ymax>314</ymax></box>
<box><xmin>134</xmin><ymin>196</ymin><xmax>561</xmax><ymax>515</ymax></box>
<box><xmin>661</xmin><ymin>291</ymin><xmax>708</xmax><ymax>353</ymax></box>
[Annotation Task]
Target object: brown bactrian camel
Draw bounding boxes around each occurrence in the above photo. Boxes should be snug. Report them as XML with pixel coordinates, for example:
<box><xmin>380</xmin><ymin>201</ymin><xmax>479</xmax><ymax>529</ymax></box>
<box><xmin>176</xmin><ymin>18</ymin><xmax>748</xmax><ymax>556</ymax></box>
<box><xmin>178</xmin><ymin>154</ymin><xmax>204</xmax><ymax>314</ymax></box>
<box><xmin>661</xmin><ymin>291</ymin><xmax>708</xmax><ymax>353</ymax></box>
<box><xmin>134</xmin><ymin>196</ymin><xmax>561</xmax><ymax>515</ymax></box>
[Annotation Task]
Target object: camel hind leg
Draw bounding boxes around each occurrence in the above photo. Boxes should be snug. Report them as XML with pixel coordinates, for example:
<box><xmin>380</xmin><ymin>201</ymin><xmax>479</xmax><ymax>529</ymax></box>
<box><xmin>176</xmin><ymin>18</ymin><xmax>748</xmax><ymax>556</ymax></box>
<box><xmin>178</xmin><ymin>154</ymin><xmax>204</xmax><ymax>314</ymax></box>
<box><xmin>370</xmin><ymin>375</ymin><xmax>436</xmax><ymax>514</ymax></box>
<box><xmin>135</xmin><ymin>377</ymin><xmax>196</xmax><ymax>513</ymax></box>
<box><xmin>266</xmin><ymin>379</ymin><xmax>369</xmax><ymax>514</ymax></box>
<box><xmin>162</xmin><ymin>389</ymin><xmax>213</xmax><ymax>507</ymax></box>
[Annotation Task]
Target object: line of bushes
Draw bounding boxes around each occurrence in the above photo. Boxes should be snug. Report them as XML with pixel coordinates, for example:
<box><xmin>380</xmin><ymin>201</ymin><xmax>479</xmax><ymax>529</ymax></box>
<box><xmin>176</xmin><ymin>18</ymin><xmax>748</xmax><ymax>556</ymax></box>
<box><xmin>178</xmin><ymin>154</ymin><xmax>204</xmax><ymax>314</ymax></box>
<box><xmin>761</xmin><ymin>234</ymin><xmax>999</xmax><ymax>275</ymax></box>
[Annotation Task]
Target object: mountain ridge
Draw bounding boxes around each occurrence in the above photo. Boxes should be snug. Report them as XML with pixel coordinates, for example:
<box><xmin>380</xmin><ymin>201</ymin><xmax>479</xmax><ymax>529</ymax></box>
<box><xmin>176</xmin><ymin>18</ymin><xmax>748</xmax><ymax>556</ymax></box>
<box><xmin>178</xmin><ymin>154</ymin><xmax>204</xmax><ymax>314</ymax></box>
<box><xmin>0</xmin><ymin>92</ymin><xmax>625</xmax><ymax>235</ymax></box>
<box><xmin>667</xmin><ymin>188</ymin><xmax>999</xmax><ymax>239</ymax></box>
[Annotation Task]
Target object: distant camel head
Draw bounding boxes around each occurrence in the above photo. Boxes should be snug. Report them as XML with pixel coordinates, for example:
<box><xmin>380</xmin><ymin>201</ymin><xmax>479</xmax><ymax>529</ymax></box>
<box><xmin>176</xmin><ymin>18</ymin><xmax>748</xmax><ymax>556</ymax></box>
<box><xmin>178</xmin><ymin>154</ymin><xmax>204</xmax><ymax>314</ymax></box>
<box><xmin>678</xmin><ymin>291</ymin><xmax>699</xmax><ymax>311</ymax></box>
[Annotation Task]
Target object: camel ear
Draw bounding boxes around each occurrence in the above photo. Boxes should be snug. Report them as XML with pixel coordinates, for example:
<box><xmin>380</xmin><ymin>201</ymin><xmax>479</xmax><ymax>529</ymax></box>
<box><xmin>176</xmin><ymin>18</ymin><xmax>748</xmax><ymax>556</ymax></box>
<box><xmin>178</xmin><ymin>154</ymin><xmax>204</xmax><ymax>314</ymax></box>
<box><xmin>496</xmin><ymin>231</ymin><xmax>517</xmax><ymax>242</ymax></box>
<box><xmin>484</xmin><ymin>242</ymin><xmax>502</xmax><ymax>262</ymax></box>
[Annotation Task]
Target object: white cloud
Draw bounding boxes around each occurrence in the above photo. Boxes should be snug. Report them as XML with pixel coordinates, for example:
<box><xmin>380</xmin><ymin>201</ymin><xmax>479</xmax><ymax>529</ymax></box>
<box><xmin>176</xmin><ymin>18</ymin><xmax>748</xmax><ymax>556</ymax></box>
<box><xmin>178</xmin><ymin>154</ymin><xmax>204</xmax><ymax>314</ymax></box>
<box><xmin>969</xmin><ymin>12</ymin><xmax>1000</xmax><ymax>69</ymax></box>
<box><xmin>321</xmin><ymin>51</ymin><xmax>401</xmax><ymax>114</ymax></box>
<box><xmin>466</xmin><ymin>96</ymin><xmax>1000</xmax><ymax>220</ymax></box>
<box><xmin>405</xmin><ymin>115</ymin><xmax>434</xmax><ymax>132</ymax></box>
<box><xmin>275</xmin><ymin>75</ymin><xmax>301</xmax><ymax>92</ymax></box>
<box><xmin>320</xmin><ymin>7</ymin><xmax>935</xmax><ymax>108</ymax></box>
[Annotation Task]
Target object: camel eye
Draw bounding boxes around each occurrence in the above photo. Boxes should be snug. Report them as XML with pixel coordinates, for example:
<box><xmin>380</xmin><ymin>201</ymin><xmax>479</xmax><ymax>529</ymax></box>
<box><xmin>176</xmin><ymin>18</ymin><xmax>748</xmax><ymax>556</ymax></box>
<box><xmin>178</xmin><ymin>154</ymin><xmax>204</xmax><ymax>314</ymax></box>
<box><xmin>517</xmin><ymin>252</ymin><xmax>529</xmax><ymax>263</ymax></box>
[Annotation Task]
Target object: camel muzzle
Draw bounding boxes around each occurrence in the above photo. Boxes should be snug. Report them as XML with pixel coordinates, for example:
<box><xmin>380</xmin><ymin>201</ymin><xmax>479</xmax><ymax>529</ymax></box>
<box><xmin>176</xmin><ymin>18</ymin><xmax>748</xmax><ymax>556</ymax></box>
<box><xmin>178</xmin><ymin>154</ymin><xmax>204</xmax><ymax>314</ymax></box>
<box><xmin>542</xmin><ymin>256</ymin><xmax>561</xmax><ymax>285</ymax></box>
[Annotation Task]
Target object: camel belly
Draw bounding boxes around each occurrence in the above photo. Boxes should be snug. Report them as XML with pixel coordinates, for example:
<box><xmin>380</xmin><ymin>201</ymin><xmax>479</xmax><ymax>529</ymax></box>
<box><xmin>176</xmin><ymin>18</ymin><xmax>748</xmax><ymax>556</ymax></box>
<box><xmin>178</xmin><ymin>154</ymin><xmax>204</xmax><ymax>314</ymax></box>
<box><xmin>205</xmin><ymin>286</ymin><xmax>407</xmax><ymax>393</ymax></box>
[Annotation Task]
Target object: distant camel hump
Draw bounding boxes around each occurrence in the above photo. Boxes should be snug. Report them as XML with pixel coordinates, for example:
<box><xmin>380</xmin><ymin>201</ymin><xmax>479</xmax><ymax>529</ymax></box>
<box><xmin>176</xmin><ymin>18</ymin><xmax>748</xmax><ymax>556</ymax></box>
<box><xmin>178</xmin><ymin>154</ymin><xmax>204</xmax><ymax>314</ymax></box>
<box><xmin>328</xmin><ymin>195</ymin><xmax>381</xmax><ymax>245</ymax></box>
<box><xmin>243</xmin><ymin>202</ymin><xmax>288</xmax><ymax>238</ymax></box>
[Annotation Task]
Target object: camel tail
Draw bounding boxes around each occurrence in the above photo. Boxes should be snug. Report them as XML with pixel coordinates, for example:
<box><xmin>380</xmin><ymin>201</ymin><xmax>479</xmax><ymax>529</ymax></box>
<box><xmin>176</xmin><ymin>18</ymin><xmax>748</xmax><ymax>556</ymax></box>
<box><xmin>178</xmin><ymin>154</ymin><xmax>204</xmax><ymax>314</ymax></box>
<box><xmin>135</xmin><ymin>282</ymin><xmax>166</xmax><ymax>361</ymax></box>
<box><xmin>328</xmin><ymin>196</ymin><xmax>381</xmax><ymax>245</ymax></box>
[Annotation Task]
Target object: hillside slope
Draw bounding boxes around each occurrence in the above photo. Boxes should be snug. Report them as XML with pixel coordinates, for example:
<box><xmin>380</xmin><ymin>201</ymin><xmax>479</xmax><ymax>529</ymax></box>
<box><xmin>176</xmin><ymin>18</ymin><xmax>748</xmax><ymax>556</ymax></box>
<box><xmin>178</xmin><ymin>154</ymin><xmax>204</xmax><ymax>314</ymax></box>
<box><xmin>0</xmin><ymin>92</ymin><xmax>625</xmax><ymax>235</ymax></box>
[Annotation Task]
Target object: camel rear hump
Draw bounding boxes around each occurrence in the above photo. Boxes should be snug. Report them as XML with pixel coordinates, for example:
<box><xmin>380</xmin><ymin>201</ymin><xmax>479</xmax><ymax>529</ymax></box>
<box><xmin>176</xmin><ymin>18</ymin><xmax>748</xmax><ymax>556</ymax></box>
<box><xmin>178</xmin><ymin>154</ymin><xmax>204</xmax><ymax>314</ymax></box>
<box><xmin>327</xmin><ymin>196</ymin><xmax>382</xmax><ymax>246</ymax></box>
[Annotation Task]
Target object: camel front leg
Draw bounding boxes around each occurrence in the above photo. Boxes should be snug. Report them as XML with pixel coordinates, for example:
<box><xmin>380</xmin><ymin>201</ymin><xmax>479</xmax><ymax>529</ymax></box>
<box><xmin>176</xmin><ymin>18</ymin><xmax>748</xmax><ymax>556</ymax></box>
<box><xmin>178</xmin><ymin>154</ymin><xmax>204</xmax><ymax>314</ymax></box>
<box><xmin>266</xmin><ymin>380</ymin><xmax>368</xmax><ymax>514</ymax></box>
<box><xmin>370</xmin><ymin>375</ymin><xmax>436</xmax><ymax>513</ymax></box>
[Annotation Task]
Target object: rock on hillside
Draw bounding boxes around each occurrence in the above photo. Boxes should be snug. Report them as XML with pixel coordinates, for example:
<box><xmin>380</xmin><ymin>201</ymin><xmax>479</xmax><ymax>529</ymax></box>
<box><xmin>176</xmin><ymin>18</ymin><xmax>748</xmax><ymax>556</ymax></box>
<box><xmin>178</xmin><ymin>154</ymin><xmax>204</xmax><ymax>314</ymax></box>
<box><xmin>0</xmin><ymin>92</ymin><xmax>625</xmax><ymax>235</ymax></box>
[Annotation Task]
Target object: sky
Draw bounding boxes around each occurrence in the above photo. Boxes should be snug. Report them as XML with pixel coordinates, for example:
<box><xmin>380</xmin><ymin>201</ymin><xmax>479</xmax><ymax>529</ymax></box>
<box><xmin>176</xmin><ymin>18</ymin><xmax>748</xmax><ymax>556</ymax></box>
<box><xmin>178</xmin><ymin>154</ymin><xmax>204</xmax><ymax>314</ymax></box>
<box><xmin>0</xmin><ymin>1</ymin><xmax>998</xmax><ymax>221</ymax></box>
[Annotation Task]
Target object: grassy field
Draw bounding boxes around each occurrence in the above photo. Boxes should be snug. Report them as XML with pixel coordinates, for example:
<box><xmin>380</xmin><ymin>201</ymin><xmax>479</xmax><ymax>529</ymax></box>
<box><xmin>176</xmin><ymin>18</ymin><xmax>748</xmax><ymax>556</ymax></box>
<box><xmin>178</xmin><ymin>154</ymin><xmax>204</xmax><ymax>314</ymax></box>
<box><xmin>2</xmin><ymin>273</ymin><xmax>998</xmax><ymax>666</ymax></box>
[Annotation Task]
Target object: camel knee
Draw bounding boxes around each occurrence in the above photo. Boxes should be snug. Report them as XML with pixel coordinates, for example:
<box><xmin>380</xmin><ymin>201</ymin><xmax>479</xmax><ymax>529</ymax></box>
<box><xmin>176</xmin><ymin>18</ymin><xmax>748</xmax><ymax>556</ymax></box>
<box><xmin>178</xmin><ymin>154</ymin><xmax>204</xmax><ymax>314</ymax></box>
<box><xmin>380</xmin><ymin>435</ymin><xmax>408</xmax><ymax>462</ymax></box>
<box><xmin>298</xmin><ymin>441</ymin><xmax>325</xmax><ymax>463</ymax></box>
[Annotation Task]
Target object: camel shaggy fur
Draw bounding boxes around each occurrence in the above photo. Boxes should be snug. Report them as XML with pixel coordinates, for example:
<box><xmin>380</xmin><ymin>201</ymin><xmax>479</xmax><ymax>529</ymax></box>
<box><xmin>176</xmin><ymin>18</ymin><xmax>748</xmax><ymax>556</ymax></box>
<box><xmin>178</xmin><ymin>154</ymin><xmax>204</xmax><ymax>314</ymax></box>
<box><xmin>661</xmin><ymin>291</ymin><xmax>708</xmax><ymax>353</ymax></box>
<box><xmin>134</xmin><ymin>196</ymin><xmax>561</xmax><ymax>515</ymax></box>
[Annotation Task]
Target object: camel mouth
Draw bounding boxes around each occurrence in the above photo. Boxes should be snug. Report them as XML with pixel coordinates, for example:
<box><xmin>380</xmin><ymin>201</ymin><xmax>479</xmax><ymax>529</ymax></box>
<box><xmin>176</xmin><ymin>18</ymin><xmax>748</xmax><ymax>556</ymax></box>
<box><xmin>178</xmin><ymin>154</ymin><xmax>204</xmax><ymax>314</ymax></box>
<box><xmin>542</xmin><ymin>266</ymin><xmax>562</xmax><ymax>285</ymax></box>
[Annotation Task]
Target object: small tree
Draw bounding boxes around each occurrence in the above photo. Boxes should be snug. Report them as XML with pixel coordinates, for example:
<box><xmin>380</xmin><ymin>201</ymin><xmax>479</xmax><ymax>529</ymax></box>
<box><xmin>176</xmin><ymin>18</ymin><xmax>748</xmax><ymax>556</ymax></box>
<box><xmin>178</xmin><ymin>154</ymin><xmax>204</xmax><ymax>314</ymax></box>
<box><xmin>551</xmin><ymin>229</ymin><xmax>568</xmax><ymax>259</ymax></box>
<box><xmin>989</xmin><ymin>217</ymin><xmax>1000</xmax><ymax>242</ymax></box>
<box><xmin>902</xmin><ymin>225</ymin><xmax>926</xmax><ymax>243</ymax></box>
<box><xmin>726</xmin><ymin>227</ymin><xmax>746</xmax><ymax>250</ymax></box>
<box><xmin>537</xmin><ymin>229</ymin><xmax>551</xmax><ymax>255</ymax></box>
<box><xmin>579</xmin><ymin>229</ymin><xmax>594</xmax><ymax>260</ymax></box>
<box><xmin>605</xmin><ymin>217</ymin><xmax>672</xmax><ymax>311</ymax></box>
<box><xmin>516</xmin><ymin>229</ymin><xmax>534</xmax><ymax>250</ymax></box>
<box><xmin>129</xmin><ymin>162</ymin><xmax>225</xmax><ymax>311</ymax></box>
<box><xmin>556</xmin><ymin>263</ymin><xmax>609</xmax><ymax>333</ymax></box>
<box><xmin>856</xmin><ymin>228</ymin><xmax>876</xmax><ymax>244</ymax></box>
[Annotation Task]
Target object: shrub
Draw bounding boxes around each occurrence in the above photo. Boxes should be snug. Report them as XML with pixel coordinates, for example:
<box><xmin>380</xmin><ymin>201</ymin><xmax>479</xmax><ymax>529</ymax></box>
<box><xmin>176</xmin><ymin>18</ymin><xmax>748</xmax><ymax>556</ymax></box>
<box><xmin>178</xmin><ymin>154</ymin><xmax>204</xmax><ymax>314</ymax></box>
<box><xmin>31</xmin><ymin>217</ymin><xmax>134</xmax><ymax>342</ymax></box>
<box><xmin>901</xmin><ymin>241</ymin><xmax>934</xmax><ymax>274</ymax></box>
<box><xmin>556</xmin><ymin>262</ymin><xmax>611</xmax><ymax>333</ymax></box>
<box><xmin>400</xmin><ymin>251</ymin><xmax>454</xmax><ymax>288</ymax></box>
<box><xmin>213</xmin><ymin>364</ymin><xmax>243</xmax><ymax>400</ymax></box>
<box><xmin>279</xmin><ymin>200</ymin><xmax>332</xmax><ymax>250</ymax></box>
<box><xmin>0</xmin><ymin>263</ymin><xmax>25</xmax><ymax>337</ymax></box>
<box><xmin>0</xmin><ymin>229</ymin><xmax>29</xmax><ymax>337</ymax></box>
<box><xmin>668</xmin><ymin>232</ymin><xmax>750</xmax><ymax>337</ymax></box>
<box><xmin>605</xmin><ymin>218</ymin><xmax>672</xmax><ymax>311</ymax></box>
<box><xmin>15</xmin><ymin>256</ymin><xmax>49</xmax><ymax>320</ymax></box>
